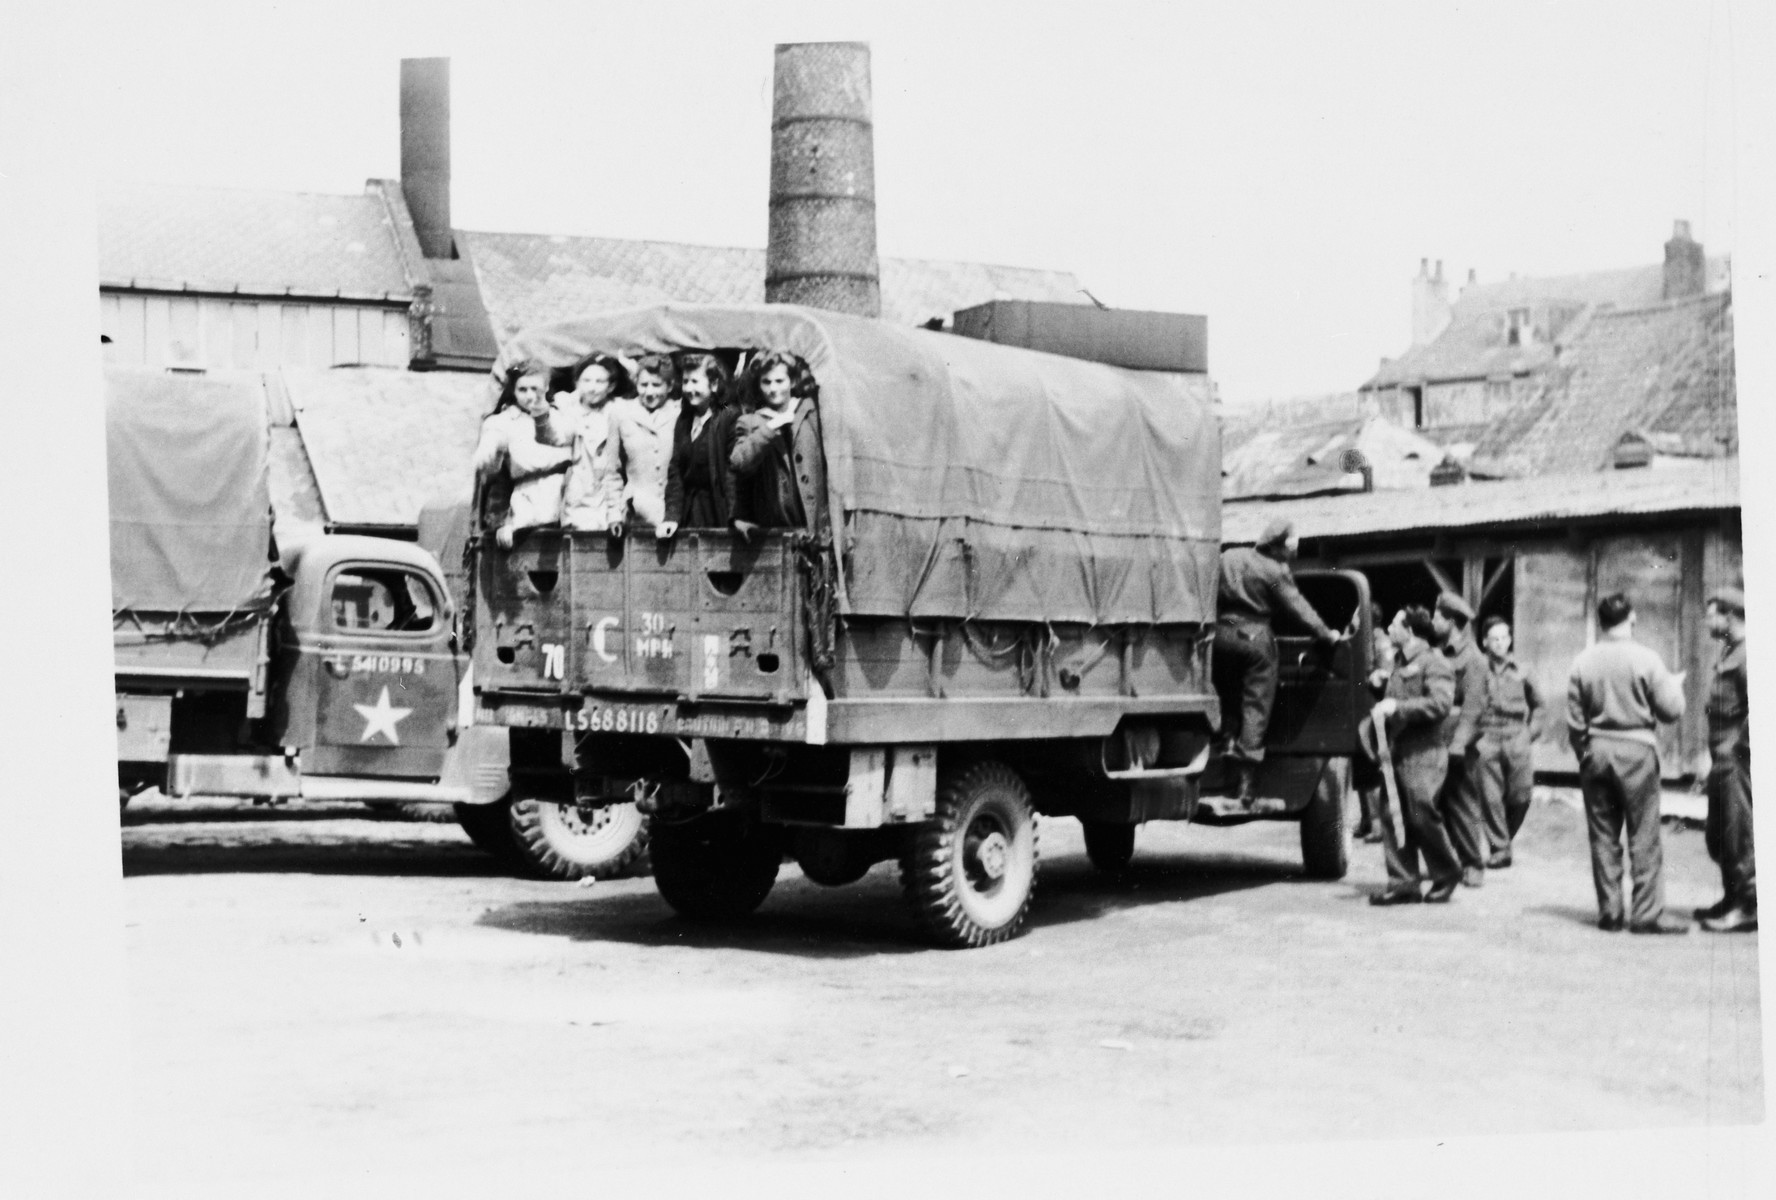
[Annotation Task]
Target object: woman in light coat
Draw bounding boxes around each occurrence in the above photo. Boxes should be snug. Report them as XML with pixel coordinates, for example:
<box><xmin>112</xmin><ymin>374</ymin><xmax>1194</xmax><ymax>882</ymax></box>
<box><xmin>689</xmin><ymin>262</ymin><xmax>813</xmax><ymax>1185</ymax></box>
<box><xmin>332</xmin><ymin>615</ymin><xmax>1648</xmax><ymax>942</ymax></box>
<box><xmin>610</xmin><ymin>353</ymin><xmax>680</xmax><ymax>531</ymax></box>
<box><xmin>556</xmin><ymin>352</ymin><xmax>631</xmax><ymax>534</ymax></box>
<box><xmin>473</xmin><ymin>359</ymin><xmax>571</xmax><ymax>549</ymax></box>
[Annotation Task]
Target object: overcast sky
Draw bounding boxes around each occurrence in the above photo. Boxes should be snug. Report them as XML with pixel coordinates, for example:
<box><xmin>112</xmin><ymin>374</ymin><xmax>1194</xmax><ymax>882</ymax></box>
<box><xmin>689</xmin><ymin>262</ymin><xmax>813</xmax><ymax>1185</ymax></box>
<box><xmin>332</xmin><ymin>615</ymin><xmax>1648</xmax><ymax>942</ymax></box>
<box><xmin>89</xmin><ymin>0</ymin><xmax>1760</xmax><ymax>404</ymax></box>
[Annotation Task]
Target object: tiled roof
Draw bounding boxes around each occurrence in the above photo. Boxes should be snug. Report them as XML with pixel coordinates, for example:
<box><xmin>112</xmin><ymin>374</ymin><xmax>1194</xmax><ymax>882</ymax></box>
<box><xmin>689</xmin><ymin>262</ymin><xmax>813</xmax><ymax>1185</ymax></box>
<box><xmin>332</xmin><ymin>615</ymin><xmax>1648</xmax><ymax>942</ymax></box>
<box><xmin>1469</xmin><ymin>293</ymin><xmax>1735</xmax><ymax>476</ymax></box>
<box><xmin>280</xmin><ymin>367</ymin><xmax>489</xmax><ymax>529</ymax></box>
<box><xmin>461</xmin><ymin>229</ymin><xmax>1086</xmax><ymax>341</ymax></box>
<box><xmin>1220</xmin><ymin>413</ymin><xmax>1446</xmax><ymax>500</ymax></box>
<box><xmin>1365</xmin><ymin>257</ymin><xmax>1730</xmax><ymax>388</ymax></box>
<box><xmin>1222</xmin><ymin>458</ymin><xmax>1737</xmax><ymax>546</ymax></box>
<box><xmin>98</xmin><ymin>183</ymin><xmax>414</xmax><ymax>302</ymax></box>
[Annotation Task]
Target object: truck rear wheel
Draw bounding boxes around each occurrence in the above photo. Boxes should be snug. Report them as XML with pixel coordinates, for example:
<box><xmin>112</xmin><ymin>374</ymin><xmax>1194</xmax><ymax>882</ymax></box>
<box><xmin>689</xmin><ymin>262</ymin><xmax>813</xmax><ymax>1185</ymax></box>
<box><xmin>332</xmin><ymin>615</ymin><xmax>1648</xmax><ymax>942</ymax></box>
<box><xmin>1081</xmin><ymin>819</ymin><xmax>1136</xmax><ymax>872</ymax></box>
<box><xmin>902</xmin><ymin>761</ymin><xmax>1039</xmax><ymax>948</ymax></box>
<box><xmin>1299</xmin><ymin>757</ymin><xmax>1352</xmax><ymax>880</ymax></box>
<box><xmin>509</xmin><ymin>797</ymin><xmax>651</xmax><ymax>881</ymax></box>
<box><xmin>650</xmin><ymin>809</ymin><xmax>783</xmax><ymax>921</ymax></box>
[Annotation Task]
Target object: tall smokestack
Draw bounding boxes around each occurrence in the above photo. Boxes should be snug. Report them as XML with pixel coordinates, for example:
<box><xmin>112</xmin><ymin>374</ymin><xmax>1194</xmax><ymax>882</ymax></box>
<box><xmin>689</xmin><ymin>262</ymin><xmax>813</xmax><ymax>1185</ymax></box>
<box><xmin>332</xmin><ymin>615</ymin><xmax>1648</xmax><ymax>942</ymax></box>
<box><xmin>766</xmin><ymin>42</ymin><xmax>880</xmax><ymax>317</ymax></box>
<box><xmin>400</xmin><ymin>57</ymin><xmax>453</xmax><ymax>260</ymax></box>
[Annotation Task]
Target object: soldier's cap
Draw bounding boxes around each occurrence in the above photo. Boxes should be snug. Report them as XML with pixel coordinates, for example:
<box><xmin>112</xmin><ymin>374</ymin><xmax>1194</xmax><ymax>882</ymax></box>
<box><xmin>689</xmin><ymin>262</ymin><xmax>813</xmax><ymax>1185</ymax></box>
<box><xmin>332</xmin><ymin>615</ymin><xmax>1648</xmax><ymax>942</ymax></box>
<box><xmin>1257</xmin><ymin>517</ymin><xmax>1295</xmax><ymax>548</ymax></box>
<box><xmin>1435</xmin><ymin>591</ymin><xmax>1475</xmax><ymax>622</ymax></box>
<box><xmin>1708</xmin><ymin>586</ymin><xmax>1746</xmax><ymax>617</ymax></box>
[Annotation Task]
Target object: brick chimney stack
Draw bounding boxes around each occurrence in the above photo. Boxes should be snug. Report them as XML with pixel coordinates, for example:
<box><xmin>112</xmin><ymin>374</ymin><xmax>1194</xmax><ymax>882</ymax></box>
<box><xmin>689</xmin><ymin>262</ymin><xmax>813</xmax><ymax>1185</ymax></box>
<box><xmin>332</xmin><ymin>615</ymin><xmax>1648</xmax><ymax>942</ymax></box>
<box><xmin>766</xmin><ymin>42</ymin><xmax>881</xmax><ymax>317</ymax></box>
<box><xmin>1662</xmin><ymin>219</ymin><xmax>1704</xmax><ymax>300</ymax></box>
<box><xmin>1411</xmin><ymin>257</ymin><xmax>1452</xmax><ymax>347</ymax></box>
<box><xmin>400</xmin><ymin>58</ymin><xmax>453</xmax><ymax>260</ymax></box>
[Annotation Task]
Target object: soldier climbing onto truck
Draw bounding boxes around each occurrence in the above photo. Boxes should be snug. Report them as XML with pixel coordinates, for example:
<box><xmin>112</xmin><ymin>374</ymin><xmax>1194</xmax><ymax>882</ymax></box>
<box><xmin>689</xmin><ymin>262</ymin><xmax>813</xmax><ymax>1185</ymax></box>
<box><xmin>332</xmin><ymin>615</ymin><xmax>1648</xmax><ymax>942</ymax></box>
<box><xmin>1212</xmin><ymin>516</ymin><xmax>1343</xmax><ymax>811</ymax></box>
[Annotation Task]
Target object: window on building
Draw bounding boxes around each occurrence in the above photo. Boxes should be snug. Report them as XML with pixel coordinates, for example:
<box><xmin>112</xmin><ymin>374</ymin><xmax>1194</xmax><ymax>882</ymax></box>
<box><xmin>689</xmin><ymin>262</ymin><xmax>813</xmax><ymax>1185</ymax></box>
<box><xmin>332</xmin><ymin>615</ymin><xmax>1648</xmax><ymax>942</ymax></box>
<box><xmin>1486</xmin><ymin>376</ymin><xmax>1513</xmax><ymax>416</ymax></box>
<box><xmin>1506</xmin><ymin>307</ymin><xmax>1533</xmax><ymax>346</ymax></box>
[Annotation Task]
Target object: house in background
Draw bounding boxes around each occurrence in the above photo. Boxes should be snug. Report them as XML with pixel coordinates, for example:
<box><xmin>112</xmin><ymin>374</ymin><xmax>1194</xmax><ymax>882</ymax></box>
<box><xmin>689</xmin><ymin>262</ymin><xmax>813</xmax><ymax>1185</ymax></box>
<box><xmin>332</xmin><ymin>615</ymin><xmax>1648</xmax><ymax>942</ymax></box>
<box><xmin>96</xmin><ymin>181</ymin><xmax>473</xmax><ymax>373</ymax></box>
<box><xmin>98</xmin><ymin>56</ymin><xmax>1093</xmax><ymax>542</ymax></box>
<box><xmin>1360</xmin><ymin>225</ymin><xmax>1730</xmax><ymax>454</ymax></box>
<box><xmin>1463</xmin><ymin>287</ymin><xmax>1735</xmax><ymax>477</ymax></box>
<box><xmin>461</xmin><ymin>231</ymin><xmax>1083</xmax><ymax>344</ymax></box>
<box><xmin>99</xmin><ymin>61</ymin><xmax>1085</xmax><ymax>379</ymax></box>
<box><xmin>1218</xmin><ymin>222</ymin><xmax>1740</xmax><ymax>780</ymax></box>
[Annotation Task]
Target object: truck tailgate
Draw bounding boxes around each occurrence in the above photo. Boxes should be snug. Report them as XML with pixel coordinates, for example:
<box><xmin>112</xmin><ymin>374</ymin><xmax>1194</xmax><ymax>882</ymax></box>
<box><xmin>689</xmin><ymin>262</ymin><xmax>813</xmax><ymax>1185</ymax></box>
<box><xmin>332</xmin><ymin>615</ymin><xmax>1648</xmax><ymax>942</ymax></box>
<box><xmin>478</xmin><ymin>530</ymin><xmax>806</xmax><ymax>704</ymax></box>
<box><xmin>113</xmin><ymin>616</ymin><xmax>262</xmax><ymax>688</ymax></box>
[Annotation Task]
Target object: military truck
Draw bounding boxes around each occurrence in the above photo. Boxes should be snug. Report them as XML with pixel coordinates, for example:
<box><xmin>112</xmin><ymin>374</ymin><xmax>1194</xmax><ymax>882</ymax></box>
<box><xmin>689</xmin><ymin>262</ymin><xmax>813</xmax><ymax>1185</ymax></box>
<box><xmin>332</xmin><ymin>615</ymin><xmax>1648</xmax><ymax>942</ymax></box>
<box><xmin>109</xmin><ymin>364</ymin><xmax>648</xmax><ymax>881</ymax></box>
<box><xmin>463</xmin><ymin>304</ymin><xmax>1371</xmax><ymax>946</ymax></box>
<box><xmin>109</xmin><ymin>365</ymin><xmax>474</xmax><ymax>813</ymax></box>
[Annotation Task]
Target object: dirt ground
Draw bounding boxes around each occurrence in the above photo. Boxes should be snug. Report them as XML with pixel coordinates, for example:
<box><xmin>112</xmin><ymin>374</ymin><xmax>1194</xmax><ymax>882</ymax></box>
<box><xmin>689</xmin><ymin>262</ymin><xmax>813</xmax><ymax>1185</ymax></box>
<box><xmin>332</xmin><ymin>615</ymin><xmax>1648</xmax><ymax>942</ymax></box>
<box><xmin>118</xmin><ymin>788</ymin><xmax>1762</xmax><ymax>1194</ymax></box>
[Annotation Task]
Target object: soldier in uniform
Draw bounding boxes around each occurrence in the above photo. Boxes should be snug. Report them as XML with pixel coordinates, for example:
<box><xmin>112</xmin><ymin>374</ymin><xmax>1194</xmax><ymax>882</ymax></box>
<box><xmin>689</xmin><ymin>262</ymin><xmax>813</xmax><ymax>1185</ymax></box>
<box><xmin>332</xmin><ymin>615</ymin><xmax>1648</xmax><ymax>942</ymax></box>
<box><xmin>1566</xmin><ymin>593</ymin><xmax>1689</xmax><ymax>934</ymax></box>
<box><xmin>1367</xmin><ymin>605</ymin><xmax>1463</xmax><ymax>905</ymax></box>
<box><xmin>1212</xmin><ymin>518</ymin><xmax>1341</xmax><ymax>810</ymax></box>
<box><xmin>1474</xmin><ymin>615</ymin><xmax>1540</xmax><ymax>868</ymax></box>
<box><xmin>1431</xmin><ymin>592</ymin><xmax>1489</xmax><ymax>887</ymax></box>
<box><xmin>1695</xmin><ymin>586</ymin><xmax>1754</xmax><ymax>933</ymax></box>
<box><xmin>1353</xmin><ymin>601</ymin><xmax>1393</xmax><ymax>844</ymax></box>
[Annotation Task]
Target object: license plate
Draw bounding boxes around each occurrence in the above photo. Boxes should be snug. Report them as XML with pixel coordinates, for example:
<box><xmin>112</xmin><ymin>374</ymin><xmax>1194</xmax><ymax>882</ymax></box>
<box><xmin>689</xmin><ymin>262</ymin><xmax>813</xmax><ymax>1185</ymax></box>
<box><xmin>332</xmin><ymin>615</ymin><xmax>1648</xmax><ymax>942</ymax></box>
<box><xmin>479</xmin><ymin>699</ymin><xmax>805</xmax><ymax>742</ymax></box>
<box><xmin>568</xmin><ymin>703</ymin><xmax>667</xmax><ymax>735</ymax></box>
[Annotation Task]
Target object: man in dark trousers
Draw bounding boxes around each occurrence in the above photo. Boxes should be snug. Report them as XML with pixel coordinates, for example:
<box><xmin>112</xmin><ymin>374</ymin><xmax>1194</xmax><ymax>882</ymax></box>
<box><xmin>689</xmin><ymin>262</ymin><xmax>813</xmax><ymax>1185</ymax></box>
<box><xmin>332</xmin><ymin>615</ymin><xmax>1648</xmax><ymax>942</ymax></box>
<box><xmin>1474</xmin><ymin>615</ymin><xmax>1540</xmax><ymax>868</ymax></box>
<box><xmin>1213</xmin><ymin>518</ymin><xmax>1342</xmax><ymax>811</ymax></box>
<box><xmin>1695</xmin><ymin>586</ymin><xmax>1754</xmax><ymax>932</ymax></box>
<box><xmin>1367</xmin><ymin>604</ymin><xmax>1462</xmax><ymax>905</ymax></box>
<box><xmin>1433</xmin><ymin>592</ymin><xmax>1490</xmax><ymax>887</ymax></box>
<box><xmin>1566</xmin><ymin>593</ymin><xmax>1689</xmax><ymax>934</ymax></box>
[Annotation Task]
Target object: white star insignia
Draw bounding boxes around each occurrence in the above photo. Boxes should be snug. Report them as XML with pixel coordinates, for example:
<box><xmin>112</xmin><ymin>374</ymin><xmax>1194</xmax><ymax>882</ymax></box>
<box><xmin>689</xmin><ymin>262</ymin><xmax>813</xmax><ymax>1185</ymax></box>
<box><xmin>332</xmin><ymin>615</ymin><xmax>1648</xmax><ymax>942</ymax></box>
<box><xmin>353</xmin><ymin>685</ymin><xmax>412</xmax><ymax>745</ymax></box>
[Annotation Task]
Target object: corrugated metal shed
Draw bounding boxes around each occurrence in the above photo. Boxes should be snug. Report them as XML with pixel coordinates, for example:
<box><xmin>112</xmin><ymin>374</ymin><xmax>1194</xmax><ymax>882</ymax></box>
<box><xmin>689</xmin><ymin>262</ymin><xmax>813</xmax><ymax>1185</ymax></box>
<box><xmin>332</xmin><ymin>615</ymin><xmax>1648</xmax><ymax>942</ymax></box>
<box><xmin>99</xmin><ymin>183</ymin><xmax>414</xmax><ymax>302</ymax></box>
<box><xmin>1222</xmin><ymin>458</ymin><xmax>1738</xmax><ymax>545</ymax></box>
<box><xmin>1220</xmin><ymin>414</ymin><xmax>1447</xmax><ymax>500</ymax></box>
<box><xmin>461</xmin><ymin>229</ymin><xmax>1086</xmax><ymax>340</ymax></box>
<box><xmin>280</xmin><ymin>367</ymin><xmax>489</xmax><ymax>529</ymax></box>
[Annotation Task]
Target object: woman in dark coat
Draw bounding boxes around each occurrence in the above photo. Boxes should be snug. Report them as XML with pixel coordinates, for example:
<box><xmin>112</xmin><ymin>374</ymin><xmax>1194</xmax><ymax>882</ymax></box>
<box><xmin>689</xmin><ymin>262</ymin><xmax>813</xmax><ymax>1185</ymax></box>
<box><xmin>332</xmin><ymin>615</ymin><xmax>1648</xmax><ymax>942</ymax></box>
<box><xmin>657</xmin><ymin>353</ymin><xmax>739</xmax><ymax>538</ymax></box>
<box><xmin>729</xmin><ymin>350</ymin><xmax>820</xmax><ymax>531</ymax></box>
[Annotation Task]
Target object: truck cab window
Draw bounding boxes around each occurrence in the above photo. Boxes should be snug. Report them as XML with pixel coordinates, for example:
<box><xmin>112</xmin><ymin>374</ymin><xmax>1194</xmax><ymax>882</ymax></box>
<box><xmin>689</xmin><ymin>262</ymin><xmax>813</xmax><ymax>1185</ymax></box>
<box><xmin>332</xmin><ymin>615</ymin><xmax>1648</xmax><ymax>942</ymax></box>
<box><xmin>330</xmin><ymin>570</ymin><xmax>438</xmax><ymax>633</ymax></box>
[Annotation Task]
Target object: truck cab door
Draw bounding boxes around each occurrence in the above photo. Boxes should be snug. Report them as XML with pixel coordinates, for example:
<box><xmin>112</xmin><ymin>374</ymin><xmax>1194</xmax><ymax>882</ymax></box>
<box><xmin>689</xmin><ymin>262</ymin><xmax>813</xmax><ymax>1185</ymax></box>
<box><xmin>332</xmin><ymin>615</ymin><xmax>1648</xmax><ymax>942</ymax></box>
<box><xmin>1268</xmin><ymin>568</ymin><xmax>1373</xmax><ymax>755</ymax></box>
<box><xmin>286</xmin><ymin>561</ymin><xmax>459</xmax><ymax>779</ymax></box>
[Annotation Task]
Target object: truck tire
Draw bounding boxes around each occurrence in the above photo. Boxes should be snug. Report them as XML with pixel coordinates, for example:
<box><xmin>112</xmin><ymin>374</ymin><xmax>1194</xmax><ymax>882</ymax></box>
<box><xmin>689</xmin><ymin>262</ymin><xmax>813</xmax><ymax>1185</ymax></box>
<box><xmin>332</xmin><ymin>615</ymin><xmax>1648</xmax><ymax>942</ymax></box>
<box><xmin>1081</xmin><ymin>819</ymin><xmax>1136</xmax><ymax>872</ymax></box>
<box><xmin>508</xmin><ymin>797</ymin><xmax>651</xmax><ymax>881</ymax></box>
<box><xmin>650</xmin><ymin>809</ymin><xmax>782</xmax><ymax>922</ymax></box>
<box><xmin>1299</xmin><ymin>757</ymin><xmax>1352</xmax><ymax>880</ymax></box>
<box><xmin>455</xmin><ymin>798</ymin><xmax>522</xmax><ymax>862</ymax></box>
<box><xmin>901</xmin><ymin>761</ymin><xmax>1039</xmax><ymax>949</ymax></box>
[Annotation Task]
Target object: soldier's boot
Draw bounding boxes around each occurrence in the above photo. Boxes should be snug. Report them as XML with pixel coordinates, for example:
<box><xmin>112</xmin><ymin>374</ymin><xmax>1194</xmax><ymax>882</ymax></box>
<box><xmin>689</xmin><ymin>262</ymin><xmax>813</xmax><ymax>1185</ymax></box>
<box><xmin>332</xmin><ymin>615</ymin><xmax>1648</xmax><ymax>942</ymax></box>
<box><xmin>1234</xmin><ymin>763</ymin><xmax>1286</xmax><ymax>815</ymax></box>
<box><xmin>1233</xmin><ymin>762</ymin><xmax>1258</xmax><ymax>805</ymax></box>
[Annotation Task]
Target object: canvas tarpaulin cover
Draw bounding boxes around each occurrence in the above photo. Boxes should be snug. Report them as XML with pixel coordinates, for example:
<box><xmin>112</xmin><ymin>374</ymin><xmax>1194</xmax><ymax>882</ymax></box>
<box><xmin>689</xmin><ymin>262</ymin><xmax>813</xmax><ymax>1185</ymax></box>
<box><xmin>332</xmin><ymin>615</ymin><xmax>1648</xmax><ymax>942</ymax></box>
<box><xmin>495</xmin><ymin>304</ymin><xmax>1221</xmax><ymax>625</ymax></box>
<box><xmin>107</xmin><ymin>366</ymin><xmax>276</xmax><ymax>614</ymax></box>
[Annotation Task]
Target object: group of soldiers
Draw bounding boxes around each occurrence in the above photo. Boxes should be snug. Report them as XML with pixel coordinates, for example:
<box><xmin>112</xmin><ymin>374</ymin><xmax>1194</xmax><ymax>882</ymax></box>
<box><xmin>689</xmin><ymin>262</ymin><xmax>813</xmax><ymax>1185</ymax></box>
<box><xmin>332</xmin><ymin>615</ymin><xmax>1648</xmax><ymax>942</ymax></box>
<box><xmin>1215</xmin><ymin>521</ymin><xmax>1754</xmax><ymax>933</ymax></box>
